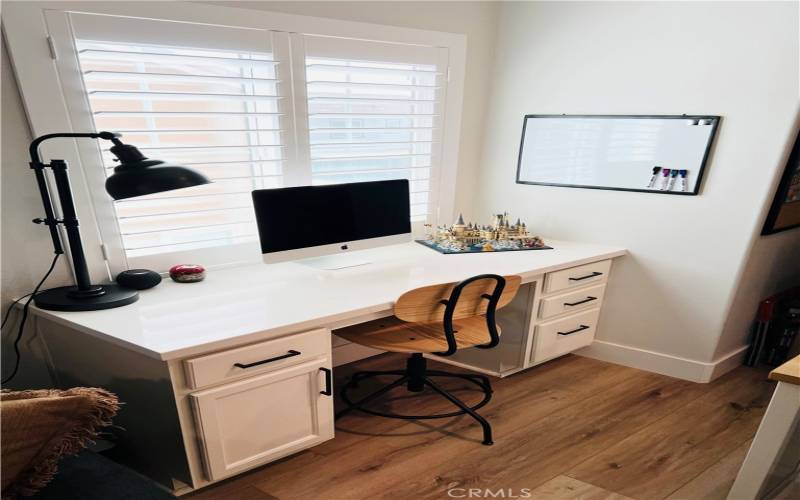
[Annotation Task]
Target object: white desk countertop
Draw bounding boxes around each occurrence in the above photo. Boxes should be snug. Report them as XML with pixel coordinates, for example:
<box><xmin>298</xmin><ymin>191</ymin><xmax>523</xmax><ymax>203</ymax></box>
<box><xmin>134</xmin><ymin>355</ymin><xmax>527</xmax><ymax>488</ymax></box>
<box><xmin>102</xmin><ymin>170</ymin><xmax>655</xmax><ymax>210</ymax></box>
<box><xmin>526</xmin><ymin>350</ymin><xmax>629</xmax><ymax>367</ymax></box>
<box><xmin>30</xmin><ymin>240</ymin><xmax>626</xmax><ymax>361</ymax></box>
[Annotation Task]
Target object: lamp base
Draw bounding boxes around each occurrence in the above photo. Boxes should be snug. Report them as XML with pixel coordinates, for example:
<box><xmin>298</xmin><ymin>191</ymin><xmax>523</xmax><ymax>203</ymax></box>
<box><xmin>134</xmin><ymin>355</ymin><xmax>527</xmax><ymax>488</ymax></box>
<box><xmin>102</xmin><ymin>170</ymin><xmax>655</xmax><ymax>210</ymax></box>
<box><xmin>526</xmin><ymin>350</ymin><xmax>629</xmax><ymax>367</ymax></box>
<box><xmin>34</xmin><ymin>284</ymin><xmax>139</xmax><ymax>311</ymax></box>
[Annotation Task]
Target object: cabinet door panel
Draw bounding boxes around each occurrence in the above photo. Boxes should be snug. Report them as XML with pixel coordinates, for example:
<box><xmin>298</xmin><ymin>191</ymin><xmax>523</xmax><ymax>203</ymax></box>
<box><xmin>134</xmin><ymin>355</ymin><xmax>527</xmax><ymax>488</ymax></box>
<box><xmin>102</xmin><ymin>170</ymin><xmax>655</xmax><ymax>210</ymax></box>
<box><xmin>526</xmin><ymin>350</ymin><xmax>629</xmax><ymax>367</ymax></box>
<box><xmin>191</xmin><ymin>357</ymin><xmax>334</xmax><ymax>480</ymax></box>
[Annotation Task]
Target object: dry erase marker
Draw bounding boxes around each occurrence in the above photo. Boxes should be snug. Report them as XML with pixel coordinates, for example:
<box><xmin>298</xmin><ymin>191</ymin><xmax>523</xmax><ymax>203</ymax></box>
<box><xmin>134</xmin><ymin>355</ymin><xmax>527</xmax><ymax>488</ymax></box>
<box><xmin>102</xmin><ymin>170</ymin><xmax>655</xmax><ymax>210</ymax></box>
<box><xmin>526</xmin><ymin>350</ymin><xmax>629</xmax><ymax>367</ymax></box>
<box><xmin>667</xmin><ymin>169</ymin><xmax>679</xmax><ymax>191</ymax></box>
<box><xmin>679</xmin><ymin>170</ymin><xmax>688</xmax><ymax>192</ymax></box>
<box><xmin>647</xmin><ymin>166</ymin><xmax>662</xmax><ymax>188</ymax></box>
<box><xmin>660</xmin><ymin>168</ymin><xmax>671</xmax><ymax>190</ymax></box>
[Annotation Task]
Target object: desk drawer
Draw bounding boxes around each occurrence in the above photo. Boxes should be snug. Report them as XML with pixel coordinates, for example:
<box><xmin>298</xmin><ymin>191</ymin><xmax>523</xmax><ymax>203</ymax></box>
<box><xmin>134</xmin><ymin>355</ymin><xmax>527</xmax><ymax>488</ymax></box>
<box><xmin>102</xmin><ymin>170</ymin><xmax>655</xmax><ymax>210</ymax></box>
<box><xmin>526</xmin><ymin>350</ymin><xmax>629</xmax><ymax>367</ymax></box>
<box><xmin>532</xmin><ymin>308</ymin><xmax>600</xmax><ymax>364</ymax></box>
<box><xmin>184</xmin><ymin>328</ymin><xmax>330</xmax><ymax>390</ymax></box>
<box><xmin>544</xmin><ymin>259</ymin><xmax>611</xmax><ymax>295</ymax></box>
<box><xmin>539</xmin><ymin>283</ymin><xmax>605</xmax><ymax>320</ymax></box>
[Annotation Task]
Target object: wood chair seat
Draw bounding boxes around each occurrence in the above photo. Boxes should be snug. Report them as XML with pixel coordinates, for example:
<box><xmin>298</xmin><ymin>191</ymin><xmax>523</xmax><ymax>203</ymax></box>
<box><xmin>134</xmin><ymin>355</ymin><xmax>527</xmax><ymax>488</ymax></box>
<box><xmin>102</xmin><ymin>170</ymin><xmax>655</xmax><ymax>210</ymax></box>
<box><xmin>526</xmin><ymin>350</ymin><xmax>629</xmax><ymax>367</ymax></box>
<box><xmin>336</xmin><ymin>274</ymin><xmax>521</xmax><ymax>446</ymax></box>
<box><xmin>336</xmin><ymin>315</ymin><xmax>499</xmax><ymax>354</ymax></box>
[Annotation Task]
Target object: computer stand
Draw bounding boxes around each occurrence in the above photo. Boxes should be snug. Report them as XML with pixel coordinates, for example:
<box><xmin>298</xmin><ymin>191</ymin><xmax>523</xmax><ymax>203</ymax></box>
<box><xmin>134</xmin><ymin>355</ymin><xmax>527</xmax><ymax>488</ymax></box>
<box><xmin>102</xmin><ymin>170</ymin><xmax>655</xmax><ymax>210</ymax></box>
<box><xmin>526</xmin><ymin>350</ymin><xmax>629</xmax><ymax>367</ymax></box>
<box><xmin>299</xmin><ymin>253</ymin><xmax>372</xmax><ymax>271</ymax></box>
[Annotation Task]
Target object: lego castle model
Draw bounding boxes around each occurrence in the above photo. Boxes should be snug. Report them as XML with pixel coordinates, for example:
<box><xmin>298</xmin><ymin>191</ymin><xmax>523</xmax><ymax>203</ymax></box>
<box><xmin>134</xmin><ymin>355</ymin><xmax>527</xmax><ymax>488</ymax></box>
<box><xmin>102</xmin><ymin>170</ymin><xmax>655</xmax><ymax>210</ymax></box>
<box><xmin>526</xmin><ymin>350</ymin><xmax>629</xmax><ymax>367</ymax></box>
<box><xmin>425</xmin><ymin>212</ymin><xmax>545</xmax><ymax>252</ymax></box>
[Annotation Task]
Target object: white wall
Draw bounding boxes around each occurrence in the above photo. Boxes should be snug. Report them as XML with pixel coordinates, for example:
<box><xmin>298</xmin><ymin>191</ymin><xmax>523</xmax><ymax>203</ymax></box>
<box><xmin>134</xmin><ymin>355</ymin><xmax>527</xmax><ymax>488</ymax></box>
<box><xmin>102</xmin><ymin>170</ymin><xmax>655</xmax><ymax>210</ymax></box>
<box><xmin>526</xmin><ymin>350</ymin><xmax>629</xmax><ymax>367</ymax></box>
<box><xmin>1</xmin><ymin>44</ymin><xmax>74</xmax><ymax>301</ymax></box>
<box><xmin>716</xmin><ymin>114</ymin><xmax>800</xmax><ymax>358</ymax></box>
<box><xmin>476</xmin><ymin>1</ymin><xmax>799</xmax><ymax>368</ymax></box>
<box><xmin>1</xmin><ymin>42</ymin><xmax>73</xmax><ymax>387</ymax></box>
<box><xmin>719</xmin><ymin>229</ymin><xmax>800</xmax><ymax>358</ymax></box>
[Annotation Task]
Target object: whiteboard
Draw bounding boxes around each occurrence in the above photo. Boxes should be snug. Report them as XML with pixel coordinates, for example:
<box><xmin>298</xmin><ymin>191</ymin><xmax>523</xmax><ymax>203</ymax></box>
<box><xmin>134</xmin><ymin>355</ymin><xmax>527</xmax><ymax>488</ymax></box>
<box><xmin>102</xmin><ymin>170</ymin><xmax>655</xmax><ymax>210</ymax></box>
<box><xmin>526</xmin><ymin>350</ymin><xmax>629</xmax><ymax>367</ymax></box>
<box><xmin>516</xmin><ymin>115</ymin><xmax>719</xmax><ymax>195</ymax></box>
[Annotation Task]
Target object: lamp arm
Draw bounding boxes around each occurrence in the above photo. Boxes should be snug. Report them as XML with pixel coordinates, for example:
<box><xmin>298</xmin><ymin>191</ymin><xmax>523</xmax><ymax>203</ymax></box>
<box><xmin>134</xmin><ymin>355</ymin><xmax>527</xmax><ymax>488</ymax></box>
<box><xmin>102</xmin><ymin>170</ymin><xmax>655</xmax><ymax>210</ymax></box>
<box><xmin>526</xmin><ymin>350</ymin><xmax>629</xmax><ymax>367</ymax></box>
<box><xmin>28</xmin><ymin>131</ymin><xmax>120</xmax><ymax>165</ymax></box>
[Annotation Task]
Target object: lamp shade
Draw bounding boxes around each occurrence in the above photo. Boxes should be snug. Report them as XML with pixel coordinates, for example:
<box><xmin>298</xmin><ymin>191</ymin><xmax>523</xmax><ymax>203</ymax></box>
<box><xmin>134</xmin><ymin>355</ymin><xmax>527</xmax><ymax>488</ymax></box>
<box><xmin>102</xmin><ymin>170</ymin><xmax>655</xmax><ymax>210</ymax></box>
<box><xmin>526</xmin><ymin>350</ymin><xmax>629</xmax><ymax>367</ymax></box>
<box><xmin>105</xmin><ymin>142</ymin><xmax>210</xmax><ymax>200</ymax></box>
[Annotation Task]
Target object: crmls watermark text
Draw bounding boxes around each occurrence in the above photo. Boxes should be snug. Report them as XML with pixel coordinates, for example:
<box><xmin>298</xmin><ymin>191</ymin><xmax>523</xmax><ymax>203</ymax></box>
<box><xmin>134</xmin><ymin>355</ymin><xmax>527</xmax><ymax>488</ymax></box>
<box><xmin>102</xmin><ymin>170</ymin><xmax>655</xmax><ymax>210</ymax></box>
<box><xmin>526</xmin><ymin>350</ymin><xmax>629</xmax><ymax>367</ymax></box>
<box><xmin>447</xmin><ymin>488</ymin><xmax>533</xmax><ymax>498</ymax></box>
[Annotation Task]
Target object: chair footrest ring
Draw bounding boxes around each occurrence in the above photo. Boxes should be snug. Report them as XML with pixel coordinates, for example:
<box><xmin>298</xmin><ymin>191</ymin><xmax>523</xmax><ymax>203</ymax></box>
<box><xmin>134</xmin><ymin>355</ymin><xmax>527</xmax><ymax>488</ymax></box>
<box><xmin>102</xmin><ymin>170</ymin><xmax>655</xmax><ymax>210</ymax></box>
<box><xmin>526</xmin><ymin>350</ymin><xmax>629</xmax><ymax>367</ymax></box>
<box><xmin>339</xmin><ymin>372</ymin><xmax>492</xmax><ymax>420</ymax></box>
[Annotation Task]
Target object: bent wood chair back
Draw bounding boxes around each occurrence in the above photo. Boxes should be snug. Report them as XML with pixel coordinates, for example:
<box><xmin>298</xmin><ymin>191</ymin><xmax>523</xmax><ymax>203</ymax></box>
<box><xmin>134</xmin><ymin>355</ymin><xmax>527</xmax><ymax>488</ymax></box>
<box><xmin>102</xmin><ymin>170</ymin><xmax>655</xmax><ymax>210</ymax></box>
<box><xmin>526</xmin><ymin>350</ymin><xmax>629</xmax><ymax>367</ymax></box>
<box><xmin>394</xmin><ymin>274</ymin><xmax>522</xmax><ymax>356</ymax></box>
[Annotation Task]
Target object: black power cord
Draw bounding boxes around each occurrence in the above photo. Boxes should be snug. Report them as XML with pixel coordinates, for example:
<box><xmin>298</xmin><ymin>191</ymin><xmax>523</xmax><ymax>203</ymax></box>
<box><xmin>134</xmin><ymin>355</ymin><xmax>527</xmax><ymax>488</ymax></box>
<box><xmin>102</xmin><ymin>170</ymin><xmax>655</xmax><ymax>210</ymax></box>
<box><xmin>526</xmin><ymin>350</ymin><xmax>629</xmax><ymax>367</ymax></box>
<box><xmin>2</xmin><ymin>254</ymin><xmax>60</xmax><ymax>385</ymax></box>
<box><xmin>1</xmin><ymin>293</ymin><xmax>32</xmax><ymax>330</ymax></box>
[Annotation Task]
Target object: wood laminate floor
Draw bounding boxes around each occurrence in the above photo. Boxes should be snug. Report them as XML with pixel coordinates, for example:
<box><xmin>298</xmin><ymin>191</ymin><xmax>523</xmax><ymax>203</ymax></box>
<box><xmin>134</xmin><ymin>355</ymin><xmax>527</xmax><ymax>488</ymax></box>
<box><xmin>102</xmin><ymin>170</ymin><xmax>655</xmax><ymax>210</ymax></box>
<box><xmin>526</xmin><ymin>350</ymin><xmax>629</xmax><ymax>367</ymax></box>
<box><xmin>188</xmin><ymin>354</ymin><xmax>774</xmax><ymax>500</ymax></box>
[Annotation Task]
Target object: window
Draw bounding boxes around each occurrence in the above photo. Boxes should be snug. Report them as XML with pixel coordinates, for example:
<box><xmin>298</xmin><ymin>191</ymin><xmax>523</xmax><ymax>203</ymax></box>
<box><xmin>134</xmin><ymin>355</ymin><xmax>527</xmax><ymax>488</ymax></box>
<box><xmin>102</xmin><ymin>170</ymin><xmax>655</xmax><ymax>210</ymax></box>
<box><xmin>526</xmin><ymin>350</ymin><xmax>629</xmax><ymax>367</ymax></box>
<box><xmin>4</xmin><ymin>3</ymin><xmax>464</xmax><ymax>275</ymax></box>
<box><xmin>77</xmin><ymin>40</ymin><xmax>284</xmax><ymax>258</ymax></box>
<box><xmin>304</xmin><ymin>36</ymin><xmax>448</xmax><ymax>222</ymax></box>
<box><xmin>62</xmin><ymin>13</ymin><xmax>292</xmax><ymax>269</ymax></box>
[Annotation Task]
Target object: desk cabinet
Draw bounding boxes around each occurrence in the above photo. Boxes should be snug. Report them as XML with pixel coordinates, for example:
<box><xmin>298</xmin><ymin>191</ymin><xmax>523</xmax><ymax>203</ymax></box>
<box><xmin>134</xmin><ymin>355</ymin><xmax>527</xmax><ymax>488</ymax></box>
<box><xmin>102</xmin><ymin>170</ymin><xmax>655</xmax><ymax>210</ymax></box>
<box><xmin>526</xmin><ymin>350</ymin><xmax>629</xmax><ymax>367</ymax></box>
<box><xmin>190</xmin><ymin>357</ymin><xmax>334</xmax><ymax>481</ymax></box>
<box><xmin>184</xmin><ymin>328</ymin><xmax>335</xmax><ymax>483</ymax></box>
<box><xmin>429</xmin><ymin>258</ymin><xmax>613</xmax><ymax>377</ymax></box>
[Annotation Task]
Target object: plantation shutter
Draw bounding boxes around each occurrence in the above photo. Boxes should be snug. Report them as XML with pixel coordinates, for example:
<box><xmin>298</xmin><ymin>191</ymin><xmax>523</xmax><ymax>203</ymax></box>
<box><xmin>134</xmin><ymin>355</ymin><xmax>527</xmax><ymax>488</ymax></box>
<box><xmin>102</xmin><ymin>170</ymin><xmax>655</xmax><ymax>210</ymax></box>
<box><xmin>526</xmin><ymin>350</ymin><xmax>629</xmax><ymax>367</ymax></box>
<box><xmin>302</xmin><ymin>36</ymin><xmax>448</xmax><ymax>223</ymax></box>
<box><xmin>69</xmin><ymin>13</ymin><xmax>293</xmax><ymax>269</ymax></box>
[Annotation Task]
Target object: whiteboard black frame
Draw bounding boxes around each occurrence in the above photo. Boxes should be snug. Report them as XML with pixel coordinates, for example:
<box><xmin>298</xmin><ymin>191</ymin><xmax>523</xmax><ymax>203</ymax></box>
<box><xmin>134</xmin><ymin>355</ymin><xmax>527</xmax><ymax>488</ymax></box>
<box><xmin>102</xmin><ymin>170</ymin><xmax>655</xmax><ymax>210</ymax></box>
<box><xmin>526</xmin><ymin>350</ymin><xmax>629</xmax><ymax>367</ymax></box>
<box><xmin>515</xmin><ymin>114</ymin><xmax>721</xmax><ymax>196</ymax></box>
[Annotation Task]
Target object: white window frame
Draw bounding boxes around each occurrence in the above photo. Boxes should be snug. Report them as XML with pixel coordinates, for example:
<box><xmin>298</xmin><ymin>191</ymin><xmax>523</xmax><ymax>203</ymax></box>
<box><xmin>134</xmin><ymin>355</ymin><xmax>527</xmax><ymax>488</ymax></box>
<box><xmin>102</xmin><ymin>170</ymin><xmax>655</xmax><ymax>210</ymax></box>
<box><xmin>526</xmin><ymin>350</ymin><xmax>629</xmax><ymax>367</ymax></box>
<box><xmin>2</xmin><ymin>1</ymin><xmax>465</xmax><ymax>281</ymax></box>
<box><xmin>56</xmin><ymin>15</ymin><xmax>292</xmax><ymax>272</ymax></box>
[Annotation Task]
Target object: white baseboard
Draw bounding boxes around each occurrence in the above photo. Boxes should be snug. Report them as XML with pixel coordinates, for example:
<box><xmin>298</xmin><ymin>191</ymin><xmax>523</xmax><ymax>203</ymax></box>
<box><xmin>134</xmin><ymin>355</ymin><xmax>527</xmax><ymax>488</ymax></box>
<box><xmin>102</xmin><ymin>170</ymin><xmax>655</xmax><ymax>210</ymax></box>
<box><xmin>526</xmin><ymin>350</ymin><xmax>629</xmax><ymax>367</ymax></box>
<box><xmin>576</xmin><ymin>341</ymin><xmax>750</xmax><ymax>383</ymax></box>
<box><xmin>707</xmin><ymin>345</ymin><xmax>752</xmax><ymax>381</ymax></box>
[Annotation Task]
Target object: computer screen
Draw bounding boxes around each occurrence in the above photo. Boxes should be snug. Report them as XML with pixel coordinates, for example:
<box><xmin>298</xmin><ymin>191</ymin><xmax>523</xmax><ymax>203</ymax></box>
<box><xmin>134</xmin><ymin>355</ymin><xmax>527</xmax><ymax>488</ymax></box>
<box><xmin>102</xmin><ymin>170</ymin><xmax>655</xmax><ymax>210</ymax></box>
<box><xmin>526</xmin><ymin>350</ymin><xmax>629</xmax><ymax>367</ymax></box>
<box><xmin>252</xmin><ymin>179</ymin><xmax>411</xmax><ymax>255</ymax></box>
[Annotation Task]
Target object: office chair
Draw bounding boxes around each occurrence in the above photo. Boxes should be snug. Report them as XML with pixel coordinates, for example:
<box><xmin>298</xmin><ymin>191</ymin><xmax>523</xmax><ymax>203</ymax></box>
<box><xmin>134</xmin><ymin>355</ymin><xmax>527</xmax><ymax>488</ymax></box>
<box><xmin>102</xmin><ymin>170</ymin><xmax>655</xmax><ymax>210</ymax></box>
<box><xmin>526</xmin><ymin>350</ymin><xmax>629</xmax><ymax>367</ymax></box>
<box><xmin>335</xmin><ymin>274</ymin><xmax>522</xmax><ymax>445</ymax></box>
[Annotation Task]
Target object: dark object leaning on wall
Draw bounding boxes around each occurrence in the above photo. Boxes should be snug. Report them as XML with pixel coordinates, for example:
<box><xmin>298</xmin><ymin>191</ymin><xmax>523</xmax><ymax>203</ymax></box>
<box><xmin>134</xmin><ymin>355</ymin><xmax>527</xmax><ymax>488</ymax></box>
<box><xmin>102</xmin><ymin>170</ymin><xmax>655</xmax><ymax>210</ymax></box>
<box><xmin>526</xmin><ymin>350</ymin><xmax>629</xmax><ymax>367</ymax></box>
<box><xmin>745</xmin><ymin>287</ymin><xmax>800</xmax><ymax>366</ymax></box>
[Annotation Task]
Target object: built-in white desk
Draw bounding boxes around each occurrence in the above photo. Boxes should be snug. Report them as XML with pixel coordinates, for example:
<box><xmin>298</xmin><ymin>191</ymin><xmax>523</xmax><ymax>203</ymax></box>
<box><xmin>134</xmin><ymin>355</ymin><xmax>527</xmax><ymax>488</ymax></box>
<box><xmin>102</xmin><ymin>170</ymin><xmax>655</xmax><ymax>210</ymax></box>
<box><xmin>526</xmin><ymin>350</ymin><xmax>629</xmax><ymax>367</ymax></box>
<box><xmin>30</xmin><ymin>240</ymin><xmax>625</xmax><ymax>494</ymax></box>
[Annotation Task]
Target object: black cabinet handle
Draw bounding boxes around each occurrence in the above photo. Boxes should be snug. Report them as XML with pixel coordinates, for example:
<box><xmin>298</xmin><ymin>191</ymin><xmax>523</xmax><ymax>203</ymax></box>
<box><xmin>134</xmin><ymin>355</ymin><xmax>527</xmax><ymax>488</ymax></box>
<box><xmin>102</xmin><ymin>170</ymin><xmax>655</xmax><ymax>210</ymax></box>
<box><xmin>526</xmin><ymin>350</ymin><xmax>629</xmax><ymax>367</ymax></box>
<box><xmin>569</xmin><ymin>271</ymin><xmax>603</xmax><ymax>281</ymax></box>
<box><xmin>234</xmin><ymin>350</ymin><xmax>301</xmax><ymax>369</ymax></box>
<box><xmin>319</xmin><ymin>367</ymin><xmax>332</xmax><ymax>396</ymax></box>
<box><xmin>564</xmin><ymin>296</ymin><xmax>597</xmax><ymax>307</ymax></box>
<box><xmin>558</xmin><ymin>325</ymin><xmax>590</xmax><ymax>336</ymax></box>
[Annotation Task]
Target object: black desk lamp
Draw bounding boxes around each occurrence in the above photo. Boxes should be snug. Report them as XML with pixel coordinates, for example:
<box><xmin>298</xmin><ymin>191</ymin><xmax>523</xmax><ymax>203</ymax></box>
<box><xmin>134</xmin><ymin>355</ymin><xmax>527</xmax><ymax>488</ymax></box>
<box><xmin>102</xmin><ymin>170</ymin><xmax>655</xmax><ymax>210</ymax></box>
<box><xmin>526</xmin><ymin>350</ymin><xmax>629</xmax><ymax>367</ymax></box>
<box><xmin>29</xmin><ymin>131</ymin><xmax>210</xmax><ymax>311</ymax></box>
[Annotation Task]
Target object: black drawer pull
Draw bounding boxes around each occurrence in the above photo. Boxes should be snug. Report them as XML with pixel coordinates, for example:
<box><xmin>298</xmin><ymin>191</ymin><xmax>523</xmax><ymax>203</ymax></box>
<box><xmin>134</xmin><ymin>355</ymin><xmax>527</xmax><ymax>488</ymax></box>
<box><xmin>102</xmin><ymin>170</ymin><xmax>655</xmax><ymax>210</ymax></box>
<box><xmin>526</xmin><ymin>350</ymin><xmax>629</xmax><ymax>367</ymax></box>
<box><xmin>234</xmin><ymin>350</ymin><xmax>301</xmax><ymax>369</ymax></box>
<box><xmin>569</xmin><ymin>271</ymin><xmax>603</xmax><ymax>281</ymax></box>
<box><xmin>564</xmin><ymin>296</ymin><xmax>597</xmax><ymax>307</ymax></box>
<box><xmin>558</xmin><ymin>325</ymin><xmax>590</xmax><ymax>336</ymax></box>
<box><xmin>319</xmin><ymin>367</ymin><xmax>332</xmax><ymax>396</ymax></box>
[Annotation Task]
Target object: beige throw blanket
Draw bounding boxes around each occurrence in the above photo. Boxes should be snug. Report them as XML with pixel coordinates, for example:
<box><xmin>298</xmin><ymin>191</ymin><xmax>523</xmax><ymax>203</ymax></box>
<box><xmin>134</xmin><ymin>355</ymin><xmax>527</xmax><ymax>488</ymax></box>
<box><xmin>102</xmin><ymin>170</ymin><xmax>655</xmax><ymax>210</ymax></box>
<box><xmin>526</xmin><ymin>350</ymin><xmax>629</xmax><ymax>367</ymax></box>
<box><xmin>0</xmin><ymin>388</ymin><xmax>120</xmax><ymax>497</ymax></box>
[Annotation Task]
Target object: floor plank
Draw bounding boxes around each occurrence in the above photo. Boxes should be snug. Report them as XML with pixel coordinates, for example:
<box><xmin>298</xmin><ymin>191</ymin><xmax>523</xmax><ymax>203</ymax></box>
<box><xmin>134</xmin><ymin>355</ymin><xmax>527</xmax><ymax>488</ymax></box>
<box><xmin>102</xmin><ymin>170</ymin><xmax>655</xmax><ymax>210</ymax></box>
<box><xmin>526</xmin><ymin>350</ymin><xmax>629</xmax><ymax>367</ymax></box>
<box><xmin>568</xmin><ymin>367</ymin><xmax>773</xmax><ymax>500</ymax></box>
<box><xmin>771</xmin><ymin>476</ymin><xmax>800</xmax><ymax>500</ymax></box>
<box><xmin>255</xmin><ymin>356</ymin><xmax>638</xmax><ymax>499</ymax></box>
<box><xmin>530</xmin><ymin>475</ymin><xmax>634</xmax><ymax>500</ymax></box>
<box><xmin>664</xmin><ymin>439</ymin><xmax>752</xmax><ymax>500</ymax></box>
<box><xmin>190</xmin><ymin>481</ymin><xmax>278</xmax><ymax>500</ymax></box>
<box><xmin>186</xmin><ymin>354</ymin><xmax>772</xmax><ymax>500</ymax></box>
<box><xmin>377</xmin><ymin>375</ymin><xmax>698</xmax><ymax>499</ymax></box>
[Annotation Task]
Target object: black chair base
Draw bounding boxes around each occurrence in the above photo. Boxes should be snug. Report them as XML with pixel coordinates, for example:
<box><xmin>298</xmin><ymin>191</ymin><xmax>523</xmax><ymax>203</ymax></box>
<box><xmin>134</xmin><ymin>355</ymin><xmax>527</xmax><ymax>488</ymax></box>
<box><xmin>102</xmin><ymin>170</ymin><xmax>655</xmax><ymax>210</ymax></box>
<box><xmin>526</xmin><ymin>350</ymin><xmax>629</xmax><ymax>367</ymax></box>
<box><xmin>336</xmin><ymin>353</ymin><xmax>495</xmax><ymax>445</ymax></box>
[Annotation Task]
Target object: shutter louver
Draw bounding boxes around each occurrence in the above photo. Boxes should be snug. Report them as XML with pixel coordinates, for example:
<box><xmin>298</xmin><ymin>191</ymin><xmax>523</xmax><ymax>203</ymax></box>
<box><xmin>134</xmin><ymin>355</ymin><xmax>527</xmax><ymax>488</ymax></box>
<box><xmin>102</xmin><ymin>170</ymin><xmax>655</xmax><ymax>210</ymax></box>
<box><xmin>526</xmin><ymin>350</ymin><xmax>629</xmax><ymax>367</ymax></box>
<box><xmin>76</xmin><ymin>41</ymin><xmax>285</xmax><ymax>257</ymax></box>
<box><xmin>304</xmin><ymin>40</ymin><xmax>446</xmax><ymax>222</ymax></box>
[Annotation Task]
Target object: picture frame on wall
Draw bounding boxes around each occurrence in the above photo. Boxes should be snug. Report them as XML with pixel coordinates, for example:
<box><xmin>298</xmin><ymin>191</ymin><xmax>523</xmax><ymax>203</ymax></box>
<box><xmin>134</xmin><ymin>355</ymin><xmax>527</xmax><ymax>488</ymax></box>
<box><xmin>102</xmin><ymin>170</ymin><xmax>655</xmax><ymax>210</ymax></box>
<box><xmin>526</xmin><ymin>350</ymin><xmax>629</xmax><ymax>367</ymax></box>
<box><xmin>762</xmin><ymin>129</ymin><xmax>800</xmax><ymax>234</ymax></box>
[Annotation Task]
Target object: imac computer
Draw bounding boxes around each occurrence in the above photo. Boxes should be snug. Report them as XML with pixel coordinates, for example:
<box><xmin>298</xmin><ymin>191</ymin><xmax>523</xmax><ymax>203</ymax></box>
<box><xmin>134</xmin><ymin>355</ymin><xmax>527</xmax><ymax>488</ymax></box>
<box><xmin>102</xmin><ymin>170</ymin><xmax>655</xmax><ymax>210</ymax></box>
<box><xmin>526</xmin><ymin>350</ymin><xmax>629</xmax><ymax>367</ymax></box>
<box><xmin>252</xmin><ymin>179</ymin><xmax>412</xmax><ymax>269</ymax></box>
